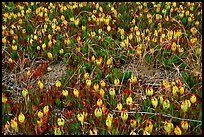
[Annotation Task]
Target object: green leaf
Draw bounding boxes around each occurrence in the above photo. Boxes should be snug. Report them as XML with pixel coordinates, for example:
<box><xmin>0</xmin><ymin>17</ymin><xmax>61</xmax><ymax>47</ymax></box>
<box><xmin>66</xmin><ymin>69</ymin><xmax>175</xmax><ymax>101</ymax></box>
<box><xmin>84</xmin><ymin>62</ymin><xmax>92</xmax><ymax>73</ymax></box>
<box><xmin>182</xmin><ymin>17</ymin><xmax>187</xmax><ymax>25</ymax></box>
<box><xmin>146</xmin><ymin>53</ymin><xmax>152</xmax><ymax>64</ymax></box>
<box><xmin>182</xmin><ymin>63</ymin><xmax>187</xmax><ymax>70</ymax></box>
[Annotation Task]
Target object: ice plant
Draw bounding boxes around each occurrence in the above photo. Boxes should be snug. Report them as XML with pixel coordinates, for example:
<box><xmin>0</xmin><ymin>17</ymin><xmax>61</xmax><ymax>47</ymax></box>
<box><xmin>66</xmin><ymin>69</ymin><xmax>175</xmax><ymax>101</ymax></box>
<box><xmin>163</xmin><ymin>99</ymin><xmax>170</xmax><ymax>110</ymax></box>
<box><xmin>62</xmin><ymin>90</ymin><xmax>68</xmax><ymax>97</ymax></box>
<box><xmin>151</xmin><ymin>96</ymin><xmax>158</xmax><ymax>108</ymax></box>
<box><xmin>181</xmin><ymin>120</ymin><xmax>188</xmax><ymax>132</ymax></box>
<box><xmin>130</xmin><ymin>119</ymin><xmax>137</xmax><ymax>128</ymax></box>
<box><xmin>145</xmin><ymin>87</ymin><xmax>153</xmax><ymax>96</ymax></box>
<box><xmin>73</xmin><ymin>88</ymin><xmax>79</xmax><ymax>98</ymax></box>
<box><xmin>55</xmin><ymin>80</ymin><xmax>61</xmax><ymax>88</ymax></box>
<box><xmin>126</xmin><ymin>96</ymin><xmax>133</xmax><ymax>106</ymax></box>
<box><xmin>77</xmin><ymin>113</ymin><xmax>84</xmax><ymax>125</ymax></box>
<box><xmin>94</xmin><ymin>107</ymin><xmax>102</xmax><ymax>118</ymax></box>
<box><xmin>10</xmin><ymin>118</ymin><xmax>18</xmax><ymax>132</ymax></box>
<box><xmin>18</xmin><ymin>112</ymin><xmax>25</xmax><ymax>123</ymax></box>
<box><xmin>57</xmin><ymin>117</ymin><xmax>65</xmax><ymax>127</ymax></box>
<box><xmin>190</xmin><ymin>94</ymin><xmax>197</xmax><ymax>104</ymax></box>
<box><xmin>117</xmin><ymin>102</ymin><xmax>123</xmax><ymax>111</ymax></box>
<box><xmin>38</xmin><ymin>111</ymin><xmax>43</xmax><ymax>119</ymax></box>
<box><xmin>97</xmin><ymin>98</ymin><xmax>103</xmax><ymax>107</ymax></box>
<box><xmin>121</xmin><ymin>110</ymin><xmax>128</xmax><ymax>122</ymax></box>
<box><xmin>43</xmin><ymin>105</ymin><xmax>49</xmax><ymax>115</ymax></box>
<box><xmin>174</xmin><ymin>126</ymin><xmax>182</xmax><ymax>135</ymax></box>
<box><xmin>38</xmin><ymin>80</ymin><xmax>44</xmax><ymax>90</ymax></box>
<box><xmin>164</xmin><ymin>121</ymin><xmax>174</xmax><ymax>135</ymax></box>
<box><xmin>109</xmin><ymin>87</ymin><xmax>115</xmax><ymax>98</ymax></box>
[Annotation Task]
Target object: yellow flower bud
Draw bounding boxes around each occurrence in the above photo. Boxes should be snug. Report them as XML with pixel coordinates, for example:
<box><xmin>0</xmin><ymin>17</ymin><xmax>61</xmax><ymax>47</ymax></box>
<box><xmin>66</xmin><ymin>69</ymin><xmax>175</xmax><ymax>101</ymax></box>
<box><xmin>172</xmin><ymin>85</ymin><xmax>179</xmax><ymax>96</ymax></box>
<box><xmin>54</xmin><ymin>127</ymin><xmax>62</xmax><ymax>135</ymax></box>
<box><xmin>77</xmin><ymin>113</ymin><xmax>84</xmax><ymax>124</ymax></box>
<box><xmin>8</xmin><ymin>58</ymin><xmax>13</xmax><ymax>64</ymax></box>
<box><xmin>10</xmin><ymin>118</ymin><xmax>18</xmax><ymax>132</ymax></box>
<box><xmin>38</xmin><ymin>80</ymin><xmax>44</xmax><ymax>90</ymax></box>
<box><xmin>107</xmin><ymin>25</ymin><xmax>111</xmax><ymax>32</ymax></box>
<box><xmin>62</xmin><ymin>90</ymin><xmax>68</xmax><ymax>97</ymax></box>
<box><xmin>89</xmin><ymin>128</ymin><xmax>98</xmax><ymax>135</ymax></box>
<box><xmin>91</xmin><ymin>55</ymin><xmax>95</xmax><ymax>62</ymax></box>
<box><xmin>47</xmin><ymin>52</ymin><xmax>53</xmax><ymax>60</ymax></box>
<box><xmin>163</xmin><ymin>99</ymin><xmax>170</xmax><ymax>110</ymax></box>
<box><xmin>130</xmin><ymin>119</ymin><xmax>137</xmax><ymax>128</ymax></box>
<box><xmin>57</xmin><ymin>117</ymin><xmax>65</xmax><ymax>126</ymax></box>
<box><xmin>164</xmin><ymin>121</ymin><xmax>174</xmax><ymax>135</ymax></box>
<box><xmin>97</xmin><ymin>98</ymin><xmax>103</xmax><ymax>107</ymax></box>
<box><xmin>114</xmin><ymin>78</ymin><xmax>120</xmax><ymax>86</ymax></box>
<box><xmin>42</xmin><ymin>43</ymin><xmax>46</xmax><ymax>50</ymax></box>
<box><xmin>121</xmin><ymin>111</ymin><xmax>128</xmax><ymax>122</ymax></box>
<box><xmin>22</xmin><ymin>88</ymin><xmax>28</xmax><ymax>98</ymax></box>
<box><xmin>84</xmin><ymin>73</ymin><xmax>89</xmax><ymax>79</ymax></box>
<box><xmin>18</xmin><ymin>112</ymin><xmax>25</xmax><ymax>123</ymax></box>
<box><xmin>130</xmin><ymin>75</ymin><xmax>137</xmax><ymax>84</ymax></box>
<box><xmin>181</xmin><ymin>120</ymin><xmax>188</xmax><ymax>132</ymax></box>
<box><xmin>179</xmin><ymin>87</ymin><xmax>184</xmax><ymax>95</ymax></box>
<box><xmin>94</xmin><ymin>107</ymin><xmax>102</xmax><ymax>118</ymax></box>
<box><xmin>38</xmin><ymin>111</ymin><xmax>43</xmax><ymax>119</ymax></box>
<box><xmin>117</xmin><ymin>102</ymin><xmax>123</xmax><ymax>111</ymax></box>
<box><xmin>174</xmin><ymin>126</ymin><xmax>182</xmax><ymax>135</ymax></box>
<box><xmin>106</xmin><ymin>118</ymin><xmax>112</xmax><ymax>129</ymax></box>
<box><xmin>109</xmin><ymin>87</ymin><xmax>115</xmax><ymax>97</ymax></box>
<box><xmin>59</xmin><ymin>49</ymin><xmax>64</xmax><ymax>54</ymax></box>
<box><xmin>151</xmin><ymin>96</ymin><xmax>158</xmax><ymax>108</ymax></box>
<box><xmin>126</xmin><ymin>96</ymin><xmax>133</xmax><ymax>106</ymax></box>
<box><xmin>12</xmin><ymin>45</ymin><xmax>17</xmax><ymax>51</ymax></box>
<box><xmin>190</xmin><ymin>94</ymin><xmax>196</xmax><ymax>104</ymax></box>
<box><xmin>2</xmin><ymin>94</ymin><xmax>8</xmax><ymax>104</ymax></box>
<box><xmin>43</xmin><ymin>105</ymin><xmax>49</xmax><ymax>114</ymax></box>
<box><xmin>93</xmin><ymin>83</ymin><xmax>99</xmax><ymax>92</ymax></box>
<box><xmin>145</xmin><ymin>87</ymin><xmax>153</xmax><ymax>96</ymax></box>
<box><xmin>73</xmin><ymin>88</ymin><xmax>79</xmax><ymax>98</ymax></box>
<box><xmin>100</xmin><ymin>80</ymin><xmax>106</xmax><ymax>88</ymax></box>
<box><xmin>55</xmin><ymin>80</ymin><xmax>61</xmax><ymax>88</ymax></box>
<box><xmin>37</xmin><ymin>46</ymin><xmax>41</xmax><ymax>51</ymax></box>
<box><xmin>106</xmin><ymin>57</ymin><xmax>113</xmax><ymax>66</ymax></box>
<box><xmin>143</xmin><ymin>130</ymin><xmax>150</xmax><ymax>135</ymax></box>
<box><xmin>181</xmin><ymin>100</ymin><xmax>188</xmax><ymax>113</ymax></box>
<box><xmin>145</xmin><ymin>120</ymin><xmax>153</xmax><ymax>133</ymax></box>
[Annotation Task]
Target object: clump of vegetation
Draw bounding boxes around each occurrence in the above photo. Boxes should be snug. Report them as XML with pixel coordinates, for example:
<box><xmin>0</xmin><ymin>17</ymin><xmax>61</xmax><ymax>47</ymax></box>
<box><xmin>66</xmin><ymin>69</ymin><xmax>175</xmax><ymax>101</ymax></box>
<box><xmin>2</xmin><ymin>2</ymin><xmax>202</xmax><ymax>135</ymax></box>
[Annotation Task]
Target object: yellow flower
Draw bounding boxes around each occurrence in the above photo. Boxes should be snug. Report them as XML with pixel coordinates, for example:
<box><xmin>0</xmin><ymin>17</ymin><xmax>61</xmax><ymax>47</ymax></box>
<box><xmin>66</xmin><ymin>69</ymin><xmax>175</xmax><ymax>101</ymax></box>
<box><xmin>114</xmin><ymin>78</ymin><xmax>120</xmax><ymax>86</ymax></box>
<box><xmin>84</xmin><ymin>73</ymin><xmax>89</xmax><ymax>79</ymax></box>
<box><xmin>77</xmin><ymin>113</ymin><xmax>84</xmax><ymax>124</ymax></box>
<box><xmin>12</xmin><ymin>45</ymin><xmax>17</xmax><ymax>51</ymax></box>
<box><xmin>59</xmin><ymin>88</ymin><xmax>67</xmax><ymax>96</ymax></box>
<box><xmin>190</xmin><ymin>94</ymin><xmax>196</xmax><ymax>104</ymax></box>
<box><xmin>86</xmin><ymin>79</ymin><xmax>91</xmax><ymax>87</ymax></box>
<box><xmin>181</xmin><ymin>120</ymin><xmax>188</xmax><ymax>132</ymax></box>
<box><xmin>59</xmin><ymin>49</ymin><xmax>64</xmax><ymax>54</ymax></box>
<box><xmin>174</xmin><ymin>126</ymin><xmax>182</xmax><ymax>135</ymax></box>
<box><xmin>126</xmin><ymin>96</ymin><xmax>133</xmax><ymax>106</ymax></box>
<box><xmin>54</xmin><ymin>127</ymin><xmax>62</xmax><ymax>135</ymax></box>
<box><xmin>94</xmin><ymin>107</ymin><xmax>102</xmax><ymax>118</ymax></box>
<box><xmin>163</xmin><ymin>79</ymin><xmax>171</xmax><ymax>91</ymax></box>
<box><xmin>38</xmin><ymin>80</ymin><xmax>44</xmax><ymax>90</ymax></box>
<box><xmin>93</xmin><ymin>83</ymin><xmax>99</xmax><ymax>92</ymax></box>
<box><xmin>57</xmin><ymin>117</ymin><xmax>65</xmax><ymax>126</ymax></box>
<box><xmin>172</xmin><ymin>85</ymin><xmax>179</xmax><ymax>96</ymax></box>
<box><xmin>130</xmin><ymin>119</ymin><xmax>137</xmax><ymax>128</ymax></box>
<box><xmin>42</xmin><ymin>43</ymin><xmax>46</xmax><ymax>50</ymax></box>
<box><xmin>107</xmin><ymin>25</ymin><xmax>111</xmax><ymax>32</ymax></box>
<box><xmin>99</xmin><ymin>88</ymin><xmax>105</xmax><ymax>98</ymax></box>
<box><xmin>10</xmin><ymin>118</ymin><xmax>18</xmax><ymax>132</ymax></box>
<box><xmin>163</xmin><ymin>99</ymin><xmax>170</xmax><ymax>110</ymax></box>
<box><xmin>73</xmin><ymin>88</ymin><xmax>79</xmax><ymax>98</ymax></box>
<box><xmin>164</xmin><ymin>121</ymin><xmax>174</xmax><ymax>135</ymax></box>
<box><xmin>37</xmin><ymin>46</ymin><xmax>41</xmax><ymax>50</ymax></box>
<box><xmin>106</xmin><ymin>118</ymin><xmax>112</xmax><ymax>129</ymax></box>
<box><xmin>38</xmin><ymin>111</ymin><xmax>43</xmax><ymax>119</ymax></box>
<box><xmin>117</xmin><ymin>102</ymin><xmax>123</xmax><ymax>111</ymax></box>
<box><xmin>47</xmin><ymin>52</ymin><xmax>53</xmax><ymax>60</ymax></box>
<box><xmin>107</xmin><ymin>113</ymin><xmax>113</xmax><ymax>121</ymax></box>
<box><xmin>143</xmin><ymin>129</ymin><xmax>150</xmax><ymax>135</ymax></box>
<box><xmin>181</xmin><ymin>100</ymin><xmax>188</xmax><ymax>113</ymax></box>
<box><xmin>145</xmin><ymin>120</ymin><xmax>153</xmax><ymax>133</ymax></box>
<box><xmin>89</xmin><ymin>128</ymin><xmax>98</xmax><ymax>135</ymax></box>
<box><xmin>22</xmin><ymin>88</ymin><xmax>28</xmax><ymax>98</ymax></box>
<box><xmin>91</xmin><ymin>55</ymin><xmax>95</xmax><ymax>62</ymax></box>
<box><xmin>2</xmin><ymin>94</ymin><xmax>8</xmax><ymax>104</ymax></box>
<box><xmin>106</xmin><ymin>57</ymin><xmax>113</xmax><ymax>66</ymax></box>
<box><xmin>55</xmin><ymin>80</ymin><xmax>61</xmax><ymax>88</ymax></box>
<box><xmin>151</xmin><ymin>96</ymin><xmax>158</xmax><ymax>108</ymax></box>
<box><xmin>109</xmin><ymin>87</ymin><xmax>115</xmax><ymax>97</ymax></box>
<box><xmin>145</xmin><ymin>87</ymin><xmax>153</xmax><ymax>96</ymax></box>
<box><xmin>43</xmin><ymin>105</ymin><xmax>49</xmax><ymax>114</ymax></box>
<box><xmin>130</xmin><ymin>130</ymin><xmax>136</xmax><ymax>135</ymax></box>
<box><xmin>97</xmin><ymin>98</ymin><xmax>103</xmax><ymax>107</ymax></box>
<box><xmin>179</xmin><ymin>87</ymin><xmax>184</xmax><ymax>95</ymax></box>
<box><xmin>18</xmin><ymin>112</ymin><xmax>25</xmax><ymax>123</ymax></box>
<box><xmin>130</xmin><ymin>75</ymin><xmax>137</xmax><ymax>84</ymax></box>
<box><xmin>121</xmin><ymin>111</ymin><xmax>128</xmax><ymax>122</ymax></box>
<box><xmin>100</xmin><ymin>80</ymin><xmax>106</xmax><ymax>88</ymax></box>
